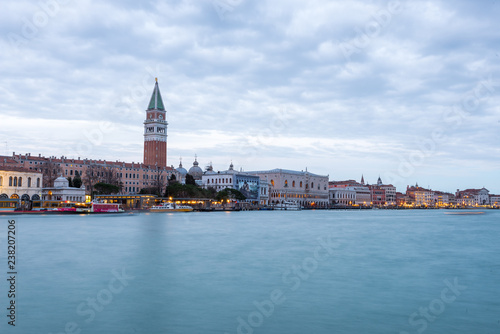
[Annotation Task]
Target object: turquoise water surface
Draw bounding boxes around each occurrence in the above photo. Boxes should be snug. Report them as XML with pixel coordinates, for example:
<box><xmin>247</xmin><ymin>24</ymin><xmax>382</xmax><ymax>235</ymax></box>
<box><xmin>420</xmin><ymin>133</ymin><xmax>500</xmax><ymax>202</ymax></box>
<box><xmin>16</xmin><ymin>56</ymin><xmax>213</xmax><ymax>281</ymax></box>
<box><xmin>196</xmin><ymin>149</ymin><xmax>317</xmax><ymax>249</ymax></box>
<box><xmin>0</xmin><ymin>210</ymin><xmax>499</xmax><ymax>333</ymax></box>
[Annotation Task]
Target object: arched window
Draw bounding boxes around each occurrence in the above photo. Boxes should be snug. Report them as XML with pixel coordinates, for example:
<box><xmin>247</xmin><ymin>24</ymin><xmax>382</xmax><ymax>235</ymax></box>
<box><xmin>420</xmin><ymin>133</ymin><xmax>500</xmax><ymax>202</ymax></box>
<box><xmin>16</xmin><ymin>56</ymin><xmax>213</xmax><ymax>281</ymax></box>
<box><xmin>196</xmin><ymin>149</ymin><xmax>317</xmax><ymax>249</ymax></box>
<box><xmin>311</xmin><ymin>182</ymin><xmax>314</xmax><ymax>189</ymax></box>
<box><xmin>270</xmin><ymin>180</ymin><xmax>274</xmax><ymax>187</ymax></box>
<box><xmin>37</xmin><ymin>178</ymin><xmax>40</xmax><ymax>187</ymax></box>
<box><xmin>284</xmin><ymin>180</ymin><xmax>288</xmax><ymax>187</ymax></box>
<box><xmin>300</xmin><ymin>181</ymin><xmax>303</xmax><ymax>188</ymax></box>
<box><xmin>18</xmin><ymin>177</ymin><xmax>22</xmax><ymax>187</ymax></box>
<box><xmin>230</xmin><ymin>178</ymin><xmax>232</xmax><ymax>183</ymax></box>
<box><xmin>28</xmin><ymin>177</ymin><xmax>32</xmax><ymax>187</ymax></box>
<box><xmin>13</xmin><ymin>177</ymin><xmax>17</xmax><ymax>187</ymax></box>
<box><xmin>0</xmin><ymin>176</ymin><xmax>2</xmax><ymax>186</ymax></box>
<box><xmin>292</xmin><ymin>181</ymin><xmax>295</xmax><ymax>187</ymax></box>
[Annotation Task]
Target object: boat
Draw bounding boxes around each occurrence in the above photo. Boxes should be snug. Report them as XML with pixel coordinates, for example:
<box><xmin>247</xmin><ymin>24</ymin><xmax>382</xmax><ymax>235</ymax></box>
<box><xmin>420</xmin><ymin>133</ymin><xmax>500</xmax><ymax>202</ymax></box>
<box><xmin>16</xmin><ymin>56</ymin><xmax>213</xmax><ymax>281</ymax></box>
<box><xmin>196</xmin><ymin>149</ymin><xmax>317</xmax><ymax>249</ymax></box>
<box><xmin>89</xmin><ymin>202</ymin><xmax>125</xmax><ymax>213</ymax></box>
<box><xmin>150</xmin><ymin>202</ymin><xmax>194</xmax><ymax>212</ymax></box>
<box><xmin>274</xmin><ymin>201</ymin><xmax>301</xmax><ymax>211</ymax></box>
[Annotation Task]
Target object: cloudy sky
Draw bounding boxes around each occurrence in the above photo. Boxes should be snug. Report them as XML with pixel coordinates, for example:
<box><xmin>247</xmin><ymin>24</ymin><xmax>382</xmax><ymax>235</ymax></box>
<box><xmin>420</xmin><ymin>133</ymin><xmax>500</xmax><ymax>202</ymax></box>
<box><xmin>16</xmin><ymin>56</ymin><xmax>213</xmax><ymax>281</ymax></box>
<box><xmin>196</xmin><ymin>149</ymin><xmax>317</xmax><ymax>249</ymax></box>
<box><xmin>1</xmin><ymin>0</ymin><xmax>499</xmax><ymax>193</ymax></box>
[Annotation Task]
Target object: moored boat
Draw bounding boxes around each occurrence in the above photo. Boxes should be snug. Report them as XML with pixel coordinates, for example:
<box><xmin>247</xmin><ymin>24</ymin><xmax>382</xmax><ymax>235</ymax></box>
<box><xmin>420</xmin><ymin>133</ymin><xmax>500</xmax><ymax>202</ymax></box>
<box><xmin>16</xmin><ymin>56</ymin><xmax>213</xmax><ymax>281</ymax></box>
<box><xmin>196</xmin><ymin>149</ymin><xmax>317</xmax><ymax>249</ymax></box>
<box><xmin>150</xmin><ymin>202</ymin><xmax>193</xmax><ymax>212</ymax></box>
<box><xmin>90</xmin><ymin>202</ymin><xmax>124</xmax><ymax>213</ymax></box>
<box><xmin>274</xmin><ymin>201</ymin><xmax>301</xmax><ymax>211</ymax></box>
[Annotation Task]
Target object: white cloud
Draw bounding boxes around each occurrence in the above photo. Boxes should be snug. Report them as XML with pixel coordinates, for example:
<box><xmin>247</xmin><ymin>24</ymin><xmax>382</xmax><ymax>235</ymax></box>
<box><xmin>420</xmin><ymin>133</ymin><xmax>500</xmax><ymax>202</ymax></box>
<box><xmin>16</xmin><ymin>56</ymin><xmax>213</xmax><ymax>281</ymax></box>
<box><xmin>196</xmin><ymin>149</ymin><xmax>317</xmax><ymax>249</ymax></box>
<box><xmin>1</xmin><ymin>0</ymin><xmax>499</xmax><ymax>192</ymax></box>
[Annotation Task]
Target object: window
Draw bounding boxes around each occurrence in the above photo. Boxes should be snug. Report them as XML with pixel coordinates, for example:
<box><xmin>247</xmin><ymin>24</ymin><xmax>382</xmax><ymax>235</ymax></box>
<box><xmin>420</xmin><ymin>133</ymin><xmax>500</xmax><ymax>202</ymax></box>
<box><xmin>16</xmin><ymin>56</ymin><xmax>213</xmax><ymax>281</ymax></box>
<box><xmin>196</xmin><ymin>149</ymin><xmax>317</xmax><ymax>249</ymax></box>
<box><xmin>70</xmin><ymin>170</ymin><xmax>73</xmax><ymax>175</ymax></box>
<box><xmin>0</xmin><ymin>176</ymin><xmax>2</xmax><ymax>186</ymax></box>
<box><xmin>285</xmin><ymin>180</ymin><xmax>288</xmax><ymax>187</ymax></box>
<box><xmin>13</xmin><ymin>177</ymin><xmax>17</xmax><ymax>187</ymax></box>
<box><xmin>311</xmin><ymin>182</ymin><xmax>314</xmax><ymax>189</ymax></box>
<box><xmin>300</xmin><ymin>181</ymin><xmax>303</xmax><ymax>188</ymax></box>
<box><xmin>270</xmin><ymin>180</ymin><xmax>274</xmax><ymax>187</ymax></box>
<box><xmin>292</xmin><ymin>181</ymin><xmax>295</xmax><ymax>187</ymax></box>
<box><xmin>18</xmin><ymin>177</ymin><xmax>22</xmax><ymax>187</ymax></box>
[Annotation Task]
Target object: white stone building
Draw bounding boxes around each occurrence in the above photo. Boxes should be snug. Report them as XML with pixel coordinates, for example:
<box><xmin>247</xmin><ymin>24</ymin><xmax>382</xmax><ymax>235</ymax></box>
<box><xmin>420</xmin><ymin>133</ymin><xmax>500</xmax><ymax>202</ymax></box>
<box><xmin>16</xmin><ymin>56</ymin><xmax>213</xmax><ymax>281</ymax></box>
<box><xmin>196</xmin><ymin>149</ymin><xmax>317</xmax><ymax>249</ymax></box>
<box><xmin>354</xmin><ymin>186</ymin><xmax>371</xmax><ymax>206</ymax></box>
<box><xmin>42</xmin><ymin>176</ymin><xmax>86</xmax><ymax>202</ymax></box>
<box><xmin>248</xmin><ymin>169</ymin><xmax>329</xmax><ymax>208</ymax></box>
<box><xmin>0</xmin><ymin>167</ymin><xmax>43</xmax><ymax>209</ymax></box>
<box><xmin>329</xmin><ymin>186</ymin><xmax>356</xmax><ymax>206</ymax></box>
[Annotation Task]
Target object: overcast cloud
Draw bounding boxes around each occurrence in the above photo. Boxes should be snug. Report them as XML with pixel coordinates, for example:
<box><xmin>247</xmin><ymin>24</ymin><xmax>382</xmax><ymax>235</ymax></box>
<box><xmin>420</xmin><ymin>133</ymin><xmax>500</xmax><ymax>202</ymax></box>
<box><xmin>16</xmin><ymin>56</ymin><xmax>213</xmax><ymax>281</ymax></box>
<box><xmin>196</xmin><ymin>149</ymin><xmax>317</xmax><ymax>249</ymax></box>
<box><xmin>1</xmin><ymin>0</ymin><xmax>499</xmax><ymax>192</ymax></box>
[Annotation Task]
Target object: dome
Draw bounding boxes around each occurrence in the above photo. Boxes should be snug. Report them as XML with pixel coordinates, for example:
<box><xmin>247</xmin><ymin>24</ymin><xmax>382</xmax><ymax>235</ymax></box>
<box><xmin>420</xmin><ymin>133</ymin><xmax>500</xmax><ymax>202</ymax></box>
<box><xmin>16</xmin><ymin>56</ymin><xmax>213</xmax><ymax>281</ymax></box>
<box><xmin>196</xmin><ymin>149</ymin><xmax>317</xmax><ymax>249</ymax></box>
<box><xmin>176</xmin><ymin>160</ymin><xmax>188</xmax><ymax>176</ymax></box>
<box><xmin>54</xmin><ymin>175</ymin><xmax>69</xmax><ymax>188</ymax></box>
<box><xmin>205</xmin><ymin>163</ymin><xmax>216</xmax><ymax>175</ymax></box>
<box><xmin>188</xmin><ymin>156</ymin><xmax>203</xmax><ymax>180</ymax></box>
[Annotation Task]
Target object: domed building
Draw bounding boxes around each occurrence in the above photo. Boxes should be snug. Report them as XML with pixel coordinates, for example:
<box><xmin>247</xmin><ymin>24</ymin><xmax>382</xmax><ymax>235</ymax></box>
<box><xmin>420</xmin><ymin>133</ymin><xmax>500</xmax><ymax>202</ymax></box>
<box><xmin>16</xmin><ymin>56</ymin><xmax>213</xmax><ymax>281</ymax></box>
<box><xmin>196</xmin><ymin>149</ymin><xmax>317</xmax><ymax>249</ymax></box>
<box><xmin>204</xmin><ymin>163</ymin><xmax>216</xmax><ymax>175</ymax></box>
<box><xmin>188</xmin><ymin>156</ymin><xmax>203</xmax><ymax>180</ymax></box>
<box><xmin>175</xmin><ymin>158</ymin><xmax>188</xmax><ymax>184</ymax></box>
<box><xmin>42</xmin><ymin>175</ymin><xmax>85</xmax><ymax>202</ymax></box>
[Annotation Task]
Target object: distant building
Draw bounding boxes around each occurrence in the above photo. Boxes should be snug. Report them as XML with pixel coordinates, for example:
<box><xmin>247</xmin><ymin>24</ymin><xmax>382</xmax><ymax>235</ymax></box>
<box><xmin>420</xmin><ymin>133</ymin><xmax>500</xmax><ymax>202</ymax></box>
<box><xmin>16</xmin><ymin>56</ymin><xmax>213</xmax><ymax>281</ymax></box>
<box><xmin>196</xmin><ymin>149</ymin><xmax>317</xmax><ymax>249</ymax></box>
<box><xmin>0</xmin><ymin>166</ymin><xmax>43</xmax><ymax>209</ymax></box>
<box><xmin>202</xmin><ymin>163</ymin><xmax>260</xmax><ymax>204</ymax></box>
<box><xmin>406</xmin><ymin>184</ymin><xmax>434</xmax><ymax>206</ymax></box>
<box><xmin>42</xmin><ymin>176</ymin><xmax>85</xmax><ymax>202</ymax></box>
<box><xmin>489</xmin><ymin>194</ymin><xmax>500</xmax><ymax>207</ymax></box>
<box><xmin>456</xmin><ymin>188</ymin><xmax>490</xmax><ymax>206</ymax></box>
<box><xmin>249</xmin><ymin>169</ymin><xmax>329</xmax><ymax>208</ymax></box>
<box><xmin>329</xmin><ymin>186</ymin><xmax>356</xmax><ymax>206</ymax></box>
<box><xmin>328</xmin><ymin>179</ymin><xmax>370</xmax><ymax>206</ymax></box>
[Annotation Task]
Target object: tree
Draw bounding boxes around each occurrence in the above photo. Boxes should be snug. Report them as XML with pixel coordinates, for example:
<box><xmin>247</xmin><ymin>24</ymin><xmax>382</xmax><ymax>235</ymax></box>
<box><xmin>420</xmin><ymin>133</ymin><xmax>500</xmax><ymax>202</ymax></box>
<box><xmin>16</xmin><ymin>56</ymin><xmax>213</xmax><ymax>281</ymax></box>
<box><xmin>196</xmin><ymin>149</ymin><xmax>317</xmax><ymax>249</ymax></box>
<box><xmin>73</xmin><ymin>174</ymin><xmax>82</xmax><ymax>188</ymax></box>
<box><xmin>94</xmin><ymin>182</ymin><xmax>120</xmax><ymax>195</ymax></box>
<box><xmin>168</xmin><ymin>173</ymin><xmax>178</xmax><ymax>186</ymax></box>
<box><xmin>42</xmin><ymin>160</ymin><xmax>63</xmax><ymax>187</ymax></box>
<box><xmin>67</xmin><ymin>177</ymin><xmax>73</xmax><ymax>187</ymax></box>
<box><xmin>151</xmin><ymin>167</ymin><xmax>166</xmax><ymax>197</ymax></box>
<box><xmin>216</xmin><ymin>188</ymin><xmax>246</xmax><ymax>202</ymax></box>
<box><xmin>185</xmin><ymin>174</ymin><xmax>196</xmax><ymax>186</ymax></box>
<box><xmin>83</xmin><ymin>164</ymin><xmax>122</xmax><ymax>197</ymax></box>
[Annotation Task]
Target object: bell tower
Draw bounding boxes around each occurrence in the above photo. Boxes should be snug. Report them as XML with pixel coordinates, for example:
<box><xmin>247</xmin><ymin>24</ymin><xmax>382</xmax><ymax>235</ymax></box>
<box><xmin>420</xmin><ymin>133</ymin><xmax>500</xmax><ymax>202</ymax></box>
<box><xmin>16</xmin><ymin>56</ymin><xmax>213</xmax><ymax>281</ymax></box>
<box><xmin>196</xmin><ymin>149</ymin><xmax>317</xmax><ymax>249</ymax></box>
<box><xmin>143</xmin><ymin>78</ymin><xmax>168</xmax><ymax>168</ymax></box>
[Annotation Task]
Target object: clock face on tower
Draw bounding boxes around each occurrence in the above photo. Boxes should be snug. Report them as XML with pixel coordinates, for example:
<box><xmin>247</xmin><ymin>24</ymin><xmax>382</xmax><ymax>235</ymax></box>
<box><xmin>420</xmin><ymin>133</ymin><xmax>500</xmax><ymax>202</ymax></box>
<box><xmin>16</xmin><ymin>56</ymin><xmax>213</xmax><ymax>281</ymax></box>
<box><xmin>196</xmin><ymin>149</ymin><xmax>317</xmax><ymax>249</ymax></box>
<box><xmin>159</xmin><ymin>115</ymin><xmax>163</xmax><ymax>119</ymax></box>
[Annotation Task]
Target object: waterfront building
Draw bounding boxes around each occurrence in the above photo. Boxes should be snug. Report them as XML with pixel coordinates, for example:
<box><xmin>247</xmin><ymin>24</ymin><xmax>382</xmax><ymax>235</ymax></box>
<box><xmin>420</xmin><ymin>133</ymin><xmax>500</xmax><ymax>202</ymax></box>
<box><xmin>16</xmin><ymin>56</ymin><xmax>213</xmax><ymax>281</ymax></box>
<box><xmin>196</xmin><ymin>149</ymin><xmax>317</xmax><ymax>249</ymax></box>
<box><xmin>328</xmin><ymin>180</ymin><xmax>370</xmax><ymax>206</ymax></box>
<box><xmin>42</xmin><ymin>175</ymin><xmax>85</xmax><ymax>202</ymax></box>
<box><xmin>248</xmin><ymin>169</ymin><xmax>329</xmax><ymax>208</ymax></box>
<box><xmin>455</xmin><ymin>188</ymin><xmax>490</xmax><ymax>206</ymax></box>
<box><xmin>433</xmin><ymin>191</ymin><xmax>455</xmax><ymax>207</ymax></box>
<box><xmin>396</xmin><ymin>192</ymin><xmax>405</xmax><ymax>206</ymax></box>
<box><xmin>370</xmin><ymin>187</ymin><xmax>386</xmax><ymax>205</ymax></box>
<box><xmin>354</xmin><ymin>186</ymin><xmax>371</xmax><ymax>206</ymax></box>
<box><xmin>0</xmin><ymin>166</ymin><xmax>43</xmax><ymax>209</ymax></box>
<box><xmin>369</xmin><ymin>177</ymin><xmax>396</xmax><ymax>205</ymax></box>
<box><xmin>329</xmin><ymin>186</ymin><xmax>356</xmax><ymax>206</ymax></box>
<box><xmin>405</xmin><ymin>184</ymin><xmax>434</xmax><ymax>206</ymax></box>
<box><xmin>259</xmin><ymin>180</ymin><xmax>269</xmax><ymax>206</ymax></box>
<box><xmin>489</xmin><ymin>194</ymin><xmax>500</xmax><ymax>207</ymax></box>
<box><xmin>201</xmin><ymin>163</ymin><xmax>261</xmax><ymax>204</ymax></box>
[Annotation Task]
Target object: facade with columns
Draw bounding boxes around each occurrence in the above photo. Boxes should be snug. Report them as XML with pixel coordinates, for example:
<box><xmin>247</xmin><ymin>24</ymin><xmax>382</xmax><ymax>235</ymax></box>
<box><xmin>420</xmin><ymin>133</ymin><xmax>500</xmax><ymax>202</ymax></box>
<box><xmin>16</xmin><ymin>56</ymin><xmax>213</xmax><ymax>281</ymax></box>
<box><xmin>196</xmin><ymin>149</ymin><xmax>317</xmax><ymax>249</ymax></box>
<box><xmin>248</xmin><ymin>169</ymin><xmax>329</xmax><ymax>208</ymax></box>
<box><xmin>0</xmin><ymin>166</ymin><xmax>43</xmax><ymax>209</ymax></box>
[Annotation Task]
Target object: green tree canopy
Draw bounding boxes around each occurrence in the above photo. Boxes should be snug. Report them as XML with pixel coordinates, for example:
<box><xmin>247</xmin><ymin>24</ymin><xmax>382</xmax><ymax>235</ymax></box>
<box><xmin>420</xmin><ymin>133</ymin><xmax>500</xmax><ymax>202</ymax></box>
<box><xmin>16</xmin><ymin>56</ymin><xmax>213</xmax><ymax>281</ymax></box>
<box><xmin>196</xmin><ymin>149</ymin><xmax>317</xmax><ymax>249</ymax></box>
<box><xmin>94</xmin><ymin>182</ymin><xmax>120</xmax><ymax>195</ymax></box>
<box><xmin>216</xmin><ymin>188</ymin><xmax>246</xmax><ymax>202</ymax></box>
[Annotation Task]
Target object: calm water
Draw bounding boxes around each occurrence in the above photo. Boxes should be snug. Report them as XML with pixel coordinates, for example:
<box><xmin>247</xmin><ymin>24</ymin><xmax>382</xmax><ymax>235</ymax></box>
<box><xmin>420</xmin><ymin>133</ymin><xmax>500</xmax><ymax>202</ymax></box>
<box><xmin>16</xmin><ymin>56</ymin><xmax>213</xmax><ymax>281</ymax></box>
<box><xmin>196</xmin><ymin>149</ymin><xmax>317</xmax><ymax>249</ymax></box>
<box><xmin>1</xmin><ymin>210</ymin><xmax>499</xmax><ymax>334</ymax></box>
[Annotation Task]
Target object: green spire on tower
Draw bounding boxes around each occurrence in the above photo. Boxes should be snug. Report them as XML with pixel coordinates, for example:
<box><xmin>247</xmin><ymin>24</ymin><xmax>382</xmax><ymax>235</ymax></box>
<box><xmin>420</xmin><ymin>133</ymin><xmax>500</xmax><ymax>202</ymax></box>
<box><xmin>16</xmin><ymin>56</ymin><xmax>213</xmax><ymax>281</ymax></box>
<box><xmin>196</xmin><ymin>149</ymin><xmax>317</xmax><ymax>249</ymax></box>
<box><xmin>147</xmin><ymin>78</ymin><xmax>165</xmax><ymax>110</ymax></box>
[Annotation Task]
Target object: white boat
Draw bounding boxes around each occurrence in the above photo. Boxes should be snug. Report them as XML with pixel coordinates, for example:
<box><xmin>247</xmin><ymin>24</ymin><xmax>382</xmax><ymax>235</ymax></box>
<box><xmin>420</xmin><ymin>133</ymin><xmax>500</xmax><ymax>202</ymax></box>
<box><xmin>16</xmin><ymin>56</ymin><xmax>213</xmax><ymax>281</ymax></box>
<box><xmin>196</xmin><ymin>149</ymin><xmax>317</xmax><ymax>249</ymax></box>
<box><xmin>150</xmin><ymin>202</ymin><xmax>193</xmax><ymax>212</ymax></box>
<box><xmin>274</xmin><ymin>201</ymin><xmax>301</xmax><ymax>211</ymax></box>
